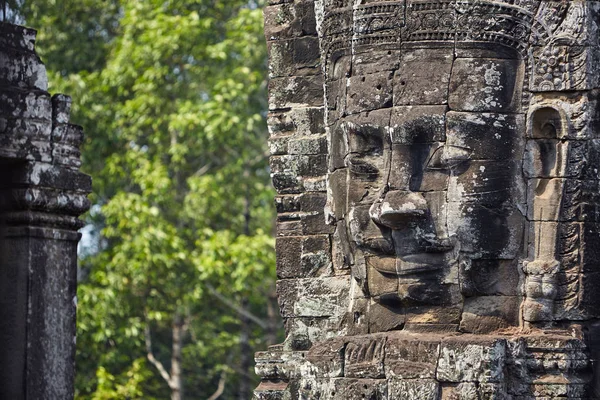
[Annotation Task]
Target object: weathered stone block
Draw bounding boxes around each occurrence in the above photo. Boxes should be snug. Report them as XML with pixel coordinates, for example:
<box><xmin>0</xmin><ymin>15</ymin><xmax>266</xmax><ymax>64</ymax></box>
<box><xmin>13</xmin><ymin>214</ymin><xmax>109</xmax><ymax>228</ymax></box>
<box><xmin>459</xmin><ymin>296</ymin><xmax>520</xmax><ymax>334</ymax></box>
<box><xmin>302</xmin><ymin>176</ymin><xmax>327</xmax><ymax>192</ymax></box>
<box><xmin>276</xmin><ymin>237</ymin><xmax>303</xmax><ymax>278</ymax></box>
<box><xmin>301</xmin><ymin>212</ymin><xmax>333</xmax><ymax>235</ymax></box>
<box><xmin>393</xmin><ymin>47</ymin><xmax>454</xmax><ymax>106</ymax></box>
<box><xmin>270</xmin><ymin>134</ymin><xmax>290</xmax><ymax>155</ymax></box>
<box><xmin>0</xmin><ymin>48</ymin><xmax>47</xmax><ymax>91</ymax></box>
<box><xmin>437</xmin><ymin>337</ymin><xmax>506</xmax><ymax>383</ymax></box>
<box><xmin>325</xmin><ymin>77</ymin><xmax>347</xmax><ymax>123</ymax></box>
<box><xmin>268</xmin><ymin>107</ymin><xmax>326</xmax><ymax>137</ymax></box>
<box><xmin>446</xmin><ymin>112</ymin><xmax>525</xmax><ymax>161</ymax></box>
<box><xmin>271</xmin><ymin>172</ymin><xmax>303</xmax><ymax>194</ymax></box>
<box><xmin>389</xmin><ymin>105</ymin><xmax>447</xmax><ymax>144</ymax></box>
<box><xmin>268</xmin><ymin>37</ymin><xmax>321</xmax><ymax>78</ymax></box>
<box><xmin>264</xmin><ymin>1</ymin><xmax>317</xmax><ymax>41</ymax></box>
<box><xmin>268</xmin><ymin>111</ymin><xmax>296</xmax><ymax>135</ymax></box>
<box><xmin>277</xmin><ymin>276</ymin><xmax>350</xmax><ymax>318</ymax></box>
<box><xmin>384</xmin><ymin>333</ymin><xmax>440</xmax><ymax>379</ymax></box>
<box><xmin>448</xmin><ymin>202</ymin><xmax>524</xmax><ymax>259</ymax></box>
<box><xmin>404</xmin><ymin>305</ymin><xmax>462</xmax><ymax>331</ymax></box>
<box><xmin>448</xmin><ymin>58</ymin><xmax>522</xmax><ymax>112</ymax></box>
<box><xmin>277</xmin><ymin>220</ymin><xmax>304</xmax><ymax>236</ymax></box>
<box><xmin>344</xmin><ymin>121</ymin><xmax>386</xmax><ymax>156</ymax></box>
<box><xmin>255</xmin><ymin>351</ymin><xmax>309</xmax><ymax>380</ymax></box>
<box><xmin>344</xmin><ymin>335</ymin><xmax>386</xmax><ymax>378</ymax></box>
<box><xmin>305</xmin><ymin>337</ymin><xmax>346</xmax><ymax>378</ymax></box>
<box><xmin>346</xmin><ymin>72</ymin><xmax>393</xmax><ymax>114</ymax></box>
<box><xmin>299</xmin><ymin>192</ymin><xmax>327</xmax><ymax>213</ymax></box>
<box><xmin>367</xmin><ymin>302</ymin><xmax>405</xmax><ymax>333</ymax></box>
<box><xmin>440</xmin><ymin>382</ymin><xmax>478</xmax><ymax>400</ymax></box>
<box><xmin>298</xmin><ymin>377</ymin><xmax>387</xmax><ymax>400</ymax></box>
<box><xmin>0</xmin><ymin>89</ymin><xmax>52</xmax><ymax>120</ymax></box>
<box><xmin>367</xmin><ymin>262</ymin><xmax>398</xmax><ymax>298</ymax></box>
<box><xmin>271</xmin><ymin>154</ymin><xmax>327</xmax><ymax>185</ymax></box>
<box><xmin>284</xmin><ymin>317</ymin><xmax>345</xmax><ymax>351</ymax></box>
<box><xmin>269</xmin><ymin>75</ymin><xmax>324</xmax><ymax>110</ymax></box>
<box><xmin>388</xmin><ymin>378</ymin><xmax>439</xmax><ymax>400</ymax></box>
<box><xmin>288</xmin><ymin>135</ymin><xmax>327</xmax><ymax>155</ymax></box>
<box><xmin>582</xmin><ymin>222</ymin><xmax>600</xmax><ymax>273</ymax></box>
<box><xmin>254</xmin><ymin>380</ymin><xmax>292</xmax><ymax>400</ymax></box>
<box><xmin>465</xmin><ymin>259</ymin><xmax>520</xmax><ymax>297</ymax></box>
<box><xmin>581</xmin><ymin>272</ymin><xmax>600</xmax><ymax>318</ymax></box>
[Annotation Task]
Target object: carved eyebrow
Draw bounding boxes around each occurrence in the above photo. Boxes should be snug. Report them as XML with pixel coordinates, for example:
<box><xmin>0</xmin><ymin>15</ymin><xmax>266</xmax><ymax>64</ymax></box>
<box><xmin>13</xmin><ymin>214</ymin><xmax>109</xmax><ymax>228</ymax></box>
<box><xmin>346</xmin><ymin>156</ymin><xmax>380</xmax><ymax>175</ymax></box>
<box><xmin>342</xmin><ymin>122</ymin><xmax>386</xmax><ymax>153</ymax></box>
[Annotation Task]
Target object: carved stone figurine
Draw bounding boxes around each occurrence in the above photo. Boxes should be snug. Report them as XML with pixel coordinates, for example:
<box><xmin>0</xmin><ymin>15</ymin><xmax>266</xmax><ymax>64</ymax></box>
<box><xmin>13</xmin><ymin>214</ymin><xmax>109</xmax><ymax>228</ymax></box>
<box><xmin>257</xmin><ymin>1</ymin><xmax>600</xmax><ymax>398</ymax></box>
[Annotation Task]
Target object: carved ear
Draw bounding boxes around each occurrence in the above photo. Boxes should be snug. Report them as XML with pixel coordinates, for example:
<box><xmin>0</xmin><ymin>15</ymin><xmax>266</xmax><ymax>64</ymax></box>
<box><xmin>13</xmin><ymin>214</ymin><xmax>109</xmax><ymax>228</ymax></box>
<box><xmin>527</xmin><ymin>106</ymin><xmax>567</xmax><ymax>261</ymax></box>
<box><xmin>528</xmin><ymin>107</ymin><xmax>563</xmax><ymax>180</ymax></box>
<box><xmin>530</xmin><ymin>107</ymin><xmax>563</xmax><ymax>139</ymax></box>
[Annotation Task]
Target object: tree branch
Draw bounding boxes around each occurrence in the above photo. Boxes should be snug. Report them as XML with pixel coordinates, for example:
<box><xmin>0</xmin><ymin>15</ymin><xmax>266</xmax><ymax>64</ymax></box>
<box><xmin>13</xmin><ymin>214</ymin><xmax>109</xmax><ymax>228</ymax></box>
<box><xmin>193</xmin><ymin>163</ymin><xmax>211</xmax><ymax>177</ymax></box>
<box><xmin>205</xmin><ymin>283</ymin><xmax>268</xmax><ymax>329</ymax></box>
<box><xmin>206</xmin><ymin>368</ymin><xmax>228</xmax><ymax>400</ymax></box>
<box><xmin>144</xmin><ymin>324</ymin><xmax>172</xmax><ymax>385</ymax></box>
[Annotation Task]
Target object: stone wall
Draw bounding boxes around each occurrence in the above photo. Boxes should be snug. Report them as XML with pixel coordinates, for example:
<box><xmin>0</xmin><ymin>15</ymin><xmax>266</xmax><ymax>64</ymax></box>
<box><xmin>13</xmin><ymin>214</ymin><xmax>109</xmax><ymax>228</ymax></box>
<box><xmin>257</xmin><ymin>1</ymin><xmax>600</xmax><ymax>399</ymax></box>
<box><xmin>265</xmin><ymin>0</ymin><xmax>353</xmax><ymax>348</ymax></box>
<box><xmin>0</xmin><ymin>22</ymin><xmax>90</xmax><ymax>399</ymax></box>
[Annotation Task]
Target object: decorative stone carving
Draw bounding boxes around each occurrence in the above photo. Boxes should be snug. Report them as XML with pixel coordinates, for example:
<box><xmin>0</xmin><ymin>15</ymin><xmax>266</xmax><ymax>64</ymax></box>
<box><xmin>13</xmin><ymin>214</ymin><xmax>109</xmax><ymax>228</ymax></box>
<box><xmin>258</xmin><ymin>0</ymin><xmax>600</xmax><ymax>398</ymax></box>
<box><xmin>0</xmin><ymin>22</ymin><xmax>90</xmax><ymax>399</ymax></box>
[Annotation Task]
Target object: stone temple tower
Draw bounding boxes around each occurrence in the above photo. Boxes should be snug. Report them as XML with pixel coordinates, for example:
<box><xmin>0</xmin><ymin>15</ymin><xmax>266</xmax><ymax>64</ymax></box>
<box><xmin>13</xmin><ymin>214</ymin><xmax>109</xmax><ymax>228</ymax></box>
<box><xmin>256</xmin><ymin>1</ymin><xmax>600</xmax><ymax>398</ymax></box>
<box><xmin>0</xmin><ymin>23</ymin><xmax>90</xmax><ymax>399</ymax></box>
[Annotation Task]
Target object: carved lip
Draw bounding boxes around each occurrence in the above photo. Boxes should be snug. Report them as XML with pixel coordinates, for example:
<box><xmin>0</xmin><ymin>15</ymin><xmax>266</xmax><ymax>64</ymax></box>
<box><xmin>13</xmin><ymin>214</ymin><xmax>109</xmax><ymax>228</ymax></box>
<box><xmin>421</xmin><ymin>238</ymin><xmax>454</xmax><ymax>253</ymax></box>
<box><xmin>361</xmin><ymin>237</ymin><xmax>453</xmax><ymax>255</ymax></box>
<box><xmin>396</xmin><ymin>253</ymin><xmax>446</xmax><ymax>276</ymax></box>
<box><xmin>367</xmin><ymin>253</ymin><xmax>450</xmax><ymax>276</ymax></box>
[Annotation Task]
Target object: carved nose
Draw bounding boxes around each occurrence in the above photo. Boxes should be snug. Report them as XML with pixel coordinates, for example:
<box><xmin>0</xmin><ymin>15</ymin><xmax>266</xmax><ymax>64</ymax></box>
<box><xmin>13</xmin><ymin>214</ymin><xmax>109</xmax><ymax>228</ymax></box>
<box><xmin>370</xmin><ymin>190</ymin><xmax>428</xmax><ymax>229</ymax></box>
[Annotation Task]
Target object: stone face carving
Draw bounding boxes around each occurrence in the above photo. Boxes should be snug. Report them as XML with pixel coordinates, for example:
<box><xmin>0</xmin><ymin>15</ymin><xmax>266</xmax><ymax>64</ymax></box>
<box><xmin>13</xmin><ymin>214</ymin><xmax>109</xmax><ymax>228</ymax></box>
<box><xmin>258</xmin><ymin>0</ymin><xmax>600</xmax><ymax>398</ymax></box>
<box><xmin>0</xmin><ymin>23</ymin><xmax>90</xmax><ymax>399</ymax></box>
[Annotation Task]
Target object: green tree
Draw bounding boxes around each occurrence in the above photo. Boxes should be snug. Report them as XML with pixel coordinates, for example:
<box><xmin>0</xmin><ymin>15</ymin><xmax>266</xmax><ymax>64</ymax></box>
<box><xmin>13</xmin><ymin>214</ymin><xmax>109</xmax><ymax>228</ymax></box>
<box><xmin>20</xmin><ymin>1</ymin><xmax>279</xmax><ymax>399</ymax></box>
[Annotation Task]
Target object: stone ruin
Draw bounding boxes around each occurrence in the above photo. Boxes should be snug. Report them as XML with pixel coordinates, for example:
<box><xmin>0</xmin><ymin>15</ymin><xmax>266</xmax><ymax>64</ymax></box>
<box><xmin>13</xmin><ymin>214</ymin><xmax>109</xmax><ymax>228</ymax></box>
<box><xmin>256</xmin><ymin>1</ymin><xmax>600</xmax><ymax>398</ymax></box>
<box><xmin>0</xmin><ymin>23</ymin><xmax>90</xmax><ymax>398</ymax></box>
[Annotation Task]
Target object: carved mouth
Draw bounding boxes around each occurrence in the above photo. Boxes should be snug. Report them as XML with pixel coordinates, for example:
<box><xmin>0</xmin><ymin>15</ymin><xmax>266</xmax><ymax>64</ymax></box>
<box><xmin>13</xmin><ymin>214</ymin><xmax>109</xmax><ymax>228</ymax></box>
<box><xmin>396</xmin><ymin>253</ymin><xmax>447</xmax><ymax>276</ymax></box>
<box><xmin>361</xmin><ymin>236</ymin><xmax>454</xmax><ymax>255</ymax></box>
<box><xmin>366</xmin><ymin>252</ymin><xmax>453</xmax><ymax>276</ymax></box>
<box><xmin>362</xmin><ymin>237</ymin><xmax>395</xmax><ymax>255</ymax></box>
<box><xmin>420</xmin><ymin>237</ymin><xmax>454</xmax><ymax>253</ymax></box>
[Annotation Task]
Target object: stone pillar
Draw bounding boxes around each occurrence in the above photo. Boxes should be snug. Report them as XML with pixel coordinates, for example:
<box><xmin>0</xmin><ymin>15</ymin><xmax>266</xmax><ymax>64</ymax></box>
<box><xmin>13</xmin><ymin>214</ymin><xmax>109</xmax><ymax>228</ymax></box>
<box><xmin>256</xmin><ymin>1</ymin><xmax>600</xmax><ymax>399</ymax></box>
<box><xmin>0</xmin><ymin>22</ymin><xmax>90</xmax><ymax>399</ymax></box>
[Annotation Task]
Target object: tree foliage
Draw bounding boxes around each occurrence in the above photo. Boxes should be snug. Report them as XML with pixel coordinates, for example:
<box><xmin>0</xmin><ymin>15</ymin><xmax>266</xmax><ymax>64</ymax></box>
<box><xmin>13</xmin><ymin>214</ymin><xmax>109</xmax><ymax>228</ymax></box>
<box><xmin>19</xmin><ymin>1</ymin><xmax>278</xmax><ymax>398</ymax></box>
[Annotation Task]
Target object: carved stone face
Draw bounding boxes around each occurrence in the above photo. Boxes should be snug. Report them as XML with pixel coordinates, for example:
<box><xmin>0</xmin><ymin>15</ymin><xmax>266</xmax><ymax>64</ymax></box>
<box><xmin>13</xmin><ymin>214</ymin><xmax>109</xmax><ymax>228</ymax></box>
<box><xmin>320</xmin><ymin>0</ymin><xmax>600</xmax><ymax>334</ymax></box>
<box><xmin>327</xmin><ymin>42</ymin><xmax>527</xmax><ymax>327</ymax></box>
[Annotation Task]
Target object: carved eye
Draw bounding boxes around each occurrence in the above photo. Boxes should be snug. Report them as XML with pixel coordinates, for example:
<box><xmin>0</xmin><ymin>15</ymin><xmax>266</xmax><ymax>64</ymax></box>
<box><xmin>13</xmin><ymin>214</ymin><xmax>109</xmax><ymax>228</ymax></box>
<box><xmin>426</xmin><ymin>145</ymin><xmax>472</xmax><ymax>170</ymax></box>
<box><xmin>347</xmin><ymin>156</ymin><xmax>380</xmax><ymax>177</ymax></box>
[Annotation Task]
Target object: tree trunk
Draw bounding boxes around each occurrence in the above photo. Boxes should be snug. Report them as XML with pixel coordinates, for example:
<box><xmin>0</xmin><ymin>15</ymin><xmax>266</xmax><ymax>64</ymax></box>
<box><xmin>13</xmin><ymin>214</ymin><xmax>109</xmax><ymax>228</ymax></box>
<box><xmin>145</xmin><ymin>315</ymin><xmax>187</xmax><ymax>400</ymax></box>
<box><xmin>170</xmin><ymin>314</ymin><xmax>185</xmax><ymax>400</ymax></box>
<box><xmin>238</xmin><ymin>298</ymin><xmax>251</xmax><ymax>400</ymax></box>
<box><xmin>266</xmin><ymin>289</ymin><xmax>279</xmax><ymax>346</ymax></box>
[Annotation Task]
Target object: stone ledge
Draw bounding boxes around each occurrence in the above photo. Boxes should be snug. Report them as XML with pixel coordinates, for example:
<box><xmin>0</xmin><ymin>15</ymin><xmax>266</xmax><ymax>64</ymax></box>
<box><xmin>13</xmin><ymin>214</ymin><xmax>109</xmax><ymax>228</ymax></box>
<box><xmin>255</xmin><ymin>332</ymin><xmax>596</xmax><ymax>399</ymax></box>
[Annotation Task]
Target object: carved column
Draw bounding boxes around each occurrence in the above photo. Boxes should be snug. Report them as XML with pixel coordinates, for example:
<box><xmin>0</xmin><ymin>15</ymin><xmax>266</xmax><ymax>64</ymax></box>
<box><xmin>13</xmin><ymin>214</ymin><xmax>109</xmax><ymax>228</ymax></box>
<box><xmin>0</xmin><ymin>23</ymin><xmax>90</xmax><ymax>399</ymax></box>
<box><xmin>257</xmin><ymin>1</ymin><xmax>600</xmax><ymax>399</ymax></box>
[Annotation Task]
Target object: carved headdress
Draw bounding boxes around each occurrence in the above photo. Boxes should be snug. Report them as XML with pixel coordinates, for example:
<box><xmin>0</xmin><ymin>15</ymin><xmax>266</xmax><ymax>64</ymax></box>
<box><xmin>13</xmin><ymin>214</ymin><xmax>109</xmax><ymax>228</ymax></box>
<box><xmin>320</xmin><ymin>0</ymin><xmax>593</xmax><ymax>93</ymax></box>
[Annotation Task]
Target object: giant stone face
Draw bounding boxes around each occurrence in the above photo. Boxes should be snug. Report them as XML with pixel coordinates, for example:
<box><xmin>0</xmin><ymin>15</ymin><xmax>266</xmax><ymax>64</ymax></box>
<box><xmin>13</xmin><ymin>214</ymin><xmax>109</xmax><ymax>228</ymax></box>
<box><xmin>327</xmin><ymin>43</ymin><xmax>526</xmax><ymax>331</ymax></box>
<box><xmin>256</xmin><ymin>1</ymin><xmax>600</xmax><ymax>397</ymax></box>
<box><xmin>322</xmin><ymin>0</ymin><xmax>599</xmax><ymax>333</ymax></box>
